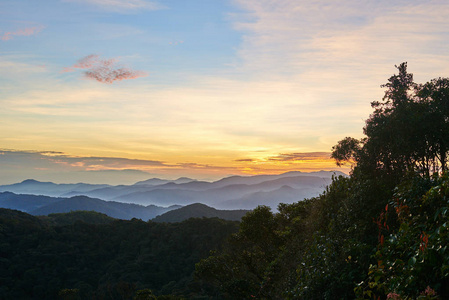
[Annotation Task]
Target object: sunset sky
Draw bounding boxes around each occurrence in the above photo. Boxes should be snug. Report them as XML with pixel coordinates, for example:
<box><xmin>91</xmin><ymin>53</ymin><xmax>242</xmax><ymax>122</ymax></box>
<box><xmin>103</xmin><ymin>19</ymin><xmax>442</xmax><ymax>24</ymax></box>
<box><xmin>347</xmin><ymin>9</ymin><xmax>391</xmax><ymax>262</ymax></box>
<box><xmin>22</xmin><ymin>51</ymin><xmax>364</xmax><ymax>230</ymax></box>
<box><xmin>2</xmin><ymin>0</ymin><xmax>449</xmax><ymax>184</ymax></box>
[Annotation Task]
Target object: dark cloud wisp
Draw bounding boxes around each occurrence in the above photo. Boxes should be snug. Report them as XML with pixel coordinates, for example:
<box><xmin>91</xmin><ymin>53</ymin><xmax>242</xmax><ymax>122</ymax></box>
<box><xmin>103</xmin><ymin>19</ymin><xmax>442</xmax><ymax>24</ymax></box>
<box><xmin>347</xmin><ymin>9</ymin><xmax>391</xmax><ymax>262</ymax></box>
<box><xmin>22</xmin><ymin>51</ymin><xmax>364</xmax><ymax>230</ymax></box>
<box><xmin>63</xmin><ymin>54</ymin><xmax>147</xmax><ymax>83</ymax></box>
<box><xmin>268</xmin><ymin>152</ymin><xmax>331</xmax><ymax>162</ymax></box>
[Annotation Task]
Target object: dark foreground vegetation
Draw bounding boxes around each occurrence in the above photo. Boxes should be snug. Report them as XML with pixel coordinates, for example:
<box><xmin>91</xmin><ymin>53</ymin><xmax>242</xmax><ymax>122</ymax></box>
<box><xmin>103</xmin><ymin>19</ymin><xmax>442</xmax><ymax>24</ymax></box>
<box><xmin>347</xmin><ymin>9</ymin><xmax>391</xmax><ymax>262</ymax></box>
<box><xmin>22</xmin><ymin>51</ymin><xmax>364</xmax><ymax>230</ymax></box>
<box><xmin>2</xmin><ymin>63</ymin><xmax>449</xmax><ymax>299</ymax></box>
<box><xmin>0</xmin><ymin>210</ymin><xmax>239</xmax><ymax>299</ymax></box>
<box><xmin>195</xmin><ymin>63</ymin><xmax>449</xmax><ymax>299</ymax></box>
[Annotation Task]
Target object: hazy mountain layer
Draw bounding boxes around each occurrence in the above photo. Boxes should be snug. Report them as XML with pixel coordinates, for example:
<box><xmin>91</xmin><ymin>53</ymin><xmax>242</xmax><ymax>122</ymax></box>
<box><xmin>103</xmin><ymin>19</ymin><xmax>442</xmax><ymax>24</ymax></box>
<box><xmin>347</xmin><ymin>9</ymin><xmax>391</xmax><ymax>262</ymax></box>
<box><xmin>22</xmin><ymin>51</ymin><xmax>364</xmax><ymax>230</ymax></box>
<box><xmin>112</xmin><ymin>175</ymin><xmax>333</xmax><ymax>209</ymax></box>
<box><xmin>0</xmin><ymin>171</ymin><xmax>345</xmax><ymax>210</ymax></box>
<box><xmin>0</xmin><ymin>192</ymin><xmax>179</xmax><ymax>221</ymax></box>
<box><xmin>0</xmin><ymin>179</ymin><xmax>110</xmax><ymax>197</ymax></box>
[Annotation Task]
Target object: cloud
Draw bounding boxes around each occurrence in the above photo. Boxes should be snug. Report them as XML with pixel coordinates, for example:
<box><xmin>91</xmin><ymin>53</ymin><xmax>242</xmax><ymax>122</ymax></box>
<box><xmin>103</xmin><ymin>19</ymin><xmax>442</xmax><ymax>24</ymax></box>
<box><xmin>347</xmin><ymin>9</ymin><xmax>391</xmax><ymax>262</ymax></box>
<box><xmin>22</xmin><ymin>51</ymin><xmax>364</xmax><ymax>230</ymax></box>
<box><xmin>230</xmin><ymin>0</ymin><xmax>449</xmax><ymax>83</ymax></box>
<box><xmin>233</xmin><ymin>152</ymin><xmax>333</xmax><ymax>164</ymax></box>
<box><xmin>0</xmin><ymin>149</ymin><xmax>167</xmax><ymax>170</ymax></box>
<box><xmin>0</xmin><ymin>149</ymin><xmax>168</xmax><ymax>184</ymax></box>
<box><xmin>229</xmin><ymin>151</ymin><xmax>348</xmax><ymax>176</ymax></box>
<box><xmin>176</xmin><ymin>162</ymin><xmax>234</xmax><ymax>170</ymax></box>
<box><xmin>169</xmin><ymin>40</ymin><xmax>184</xmax><ymax>46</ymax></box>
<box><xmin>268</xmin><ymin>152</ymin><xmax>331</xmax><ymax>162</ymax></box>
<box><xmin>234</xmin><ymin>158</ymin><xmax>255</xmax><ymax>162</ymax></box>
<box><xmin>63</xmin><ymin>54</ymin><xmax>147</xmax><ymax>83</ymax></box>
<box><xmin>0</xmin><ymin>149</ymin><xmax>238</xmax><ymax>183</ymax></box>
<box><xmin>0</xmin><ymin>149</ymin><xmax>244</xmax><ymax>174</ymax></box>
<box><xmin>63</xmin><ymin>0</ymin><xmax>165</xmax><ymax>12</ymax></box>
<box><xmin>45</xmin><ymin>154</ymin><xmax>167</xmax><ymax>170</ymax></box>
<box><xmin>1</xmin><ymin>25</ymin><xmax>45</xmax><ymax>41</ymax></box>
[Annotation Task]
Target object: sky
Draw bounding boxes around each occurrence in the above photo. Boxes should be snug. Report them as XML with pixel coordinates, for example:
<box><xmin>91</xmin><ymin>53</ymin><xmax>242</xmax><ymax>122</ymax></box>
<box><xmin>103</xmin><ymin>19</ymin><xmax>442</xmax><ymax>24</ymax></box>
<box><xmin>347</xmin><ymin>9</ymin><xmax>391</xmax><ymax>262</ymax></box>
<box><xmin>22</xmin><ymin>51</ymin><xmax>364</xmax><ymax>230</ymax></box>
<box><xmin>1</xmin><ymin>0</ymin><xmax>449</xmax><ymax>184</ymax></box>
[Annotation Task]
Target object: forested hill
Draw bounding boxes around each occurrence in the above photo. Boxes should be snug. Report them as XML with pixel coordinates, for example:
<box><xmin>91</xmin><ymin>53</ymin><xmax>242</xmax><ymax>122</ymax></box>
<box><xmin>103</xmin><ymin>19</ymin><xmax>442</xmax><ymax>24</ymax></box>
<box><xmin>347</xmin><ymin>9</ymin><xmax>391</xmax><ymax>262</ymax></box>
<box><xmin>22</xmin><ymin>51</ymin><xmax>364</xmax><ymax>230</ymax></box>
<box><xmin>0</xmin><ymin>208</ymin><xmax>239</xmax><ymax>299</ymax></box>
<box><xmin>153</xmin><ymin>203</ymin><xmax>250</xmax><ymax>223</ymax></box>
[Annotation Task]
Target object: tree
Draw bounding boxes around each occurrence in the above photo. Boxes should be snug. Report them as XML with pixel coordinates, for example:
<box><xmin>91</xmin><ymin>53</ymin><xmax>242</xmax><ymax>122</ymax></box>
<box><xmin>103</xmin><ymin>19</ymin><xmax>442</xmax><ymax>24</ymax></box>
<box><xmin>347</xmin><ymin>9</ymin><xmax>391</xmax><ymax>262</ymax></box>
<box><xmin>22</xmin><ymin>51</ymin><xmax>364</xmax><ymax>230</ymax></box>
<box><xmin>331</xmin><ymin>137</ymin><xmax>361</xmax><ymax>167</ymax></box>
<box><xmin>195</xmin><ymin>206</ymin><xmax>284</xmax><ymax>299</ymax></box>
<box><xmin>334</xmin><ymin>63</ymin><xmax>449</xmax><ymax>179</ymax></box>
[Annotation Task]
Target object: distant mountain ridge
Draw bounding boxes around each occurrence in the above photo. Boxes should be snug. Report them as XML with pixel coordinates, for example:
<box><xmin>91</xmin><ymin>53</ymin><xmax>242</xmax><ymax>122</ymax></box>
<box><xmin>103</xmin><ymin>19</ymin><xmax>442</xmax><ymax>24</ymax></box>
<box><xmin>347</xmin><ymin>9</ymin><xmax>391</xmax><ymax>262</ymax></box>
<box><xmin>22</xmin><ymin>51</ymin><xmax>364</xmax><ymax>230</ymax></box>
<box><xmin>134</xmin><ymin>177</ymin><xmax>196</xmax><ymax>186</ymax></box>
<box><xmin>0</xmin><ymin>171</ymin><xmax>346</xmax><ymax>210</ymax></box>
<box><xmin>0</xmin><ymin>192</ymin><xmax>179</xmax><ymax>220</ymax></box>
<box><xmin>0</xmin><ymin>192</ymin><xmax>249</xmax><ymax>222</ymax></box>
<box><xmin>109</xmin><ymin>174</ymin><xmax>337</xmax><ymax>209</ymax></box>
<box><xmin>0</xmin><ymin>179</ymin><xmax>110</xmax><ymax>197</ymax></box>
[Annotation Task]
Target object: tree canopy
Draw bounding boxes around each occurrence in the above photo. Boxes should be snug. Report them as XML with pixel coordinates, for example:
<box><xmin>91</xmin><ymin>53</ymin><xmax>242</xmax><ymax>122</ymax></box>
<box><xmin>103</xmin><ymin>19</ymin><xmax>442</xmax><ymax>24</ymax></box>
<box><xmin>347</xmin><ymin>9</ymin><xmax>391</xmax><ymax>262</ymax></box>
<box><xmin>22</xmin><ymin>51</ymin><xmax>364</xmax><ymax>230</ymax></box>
<box><xmin>333</xmin><ymin>62</ymin><xmax>449</xmax><ymax>178</ymax></box>
<box><xmin>0</xmin><ymin>209</ymin><xmax>239</xmax><ymax>299</ymax></box>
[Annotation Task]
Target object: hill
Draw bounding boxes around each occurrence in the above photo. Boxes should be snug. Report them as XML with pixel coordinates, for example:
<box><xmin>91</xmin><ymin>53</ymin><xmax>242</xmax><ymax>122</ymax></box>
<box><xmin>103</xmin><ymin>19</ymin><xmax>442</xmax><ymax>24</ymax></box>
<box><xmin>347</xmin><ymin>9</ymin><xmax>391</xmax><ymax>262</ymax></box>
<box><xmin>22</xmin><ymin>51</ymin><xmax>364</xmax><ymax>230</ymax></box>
<box><xmin>152</xmin><ymin>203</ymin><xmax>250</xmax><ymax>222</ymax></box>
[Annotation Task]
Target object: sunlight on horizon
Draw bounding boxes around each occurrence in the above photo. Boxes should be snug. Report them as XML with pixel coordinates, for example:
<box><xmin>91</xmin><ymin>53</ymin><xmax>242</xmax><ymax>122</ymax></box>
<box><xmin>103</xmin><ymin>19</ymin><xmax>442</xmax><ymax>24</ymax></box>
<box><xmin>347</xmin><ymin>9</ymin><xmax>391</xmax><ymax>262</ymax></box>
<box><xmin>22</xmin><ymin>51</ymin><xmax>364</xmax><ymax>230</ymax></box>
<box><xmin>1</xmin><ymin>0</ymin><xmax>449</xmax><ymax>184</ymax></box>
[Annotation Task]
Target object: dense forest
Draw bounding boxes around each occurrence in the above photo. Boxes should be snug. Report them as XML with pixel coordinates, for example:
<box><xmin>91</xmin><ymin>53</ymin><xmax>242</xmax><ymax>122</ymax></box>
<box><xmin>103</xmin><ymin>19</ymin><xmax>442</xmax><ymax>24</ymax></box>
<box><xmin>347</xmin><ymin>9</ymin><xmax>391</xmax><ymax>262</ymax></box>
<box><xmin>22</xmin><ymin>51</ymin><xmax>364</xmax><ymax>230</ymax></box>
<box><xmin>2</xmin><ymin>63</ymin><xmax>449</xmax><ymax>299</ymax></box>
<box><xmin>0</xmin><ymin>210</ymin><xmax>239</xmax><ymax>299</ymax></box>
<box><xmin>194</xmin><ymin>63</ymin><xmax>449</xmax><ymax>299</ymax></box>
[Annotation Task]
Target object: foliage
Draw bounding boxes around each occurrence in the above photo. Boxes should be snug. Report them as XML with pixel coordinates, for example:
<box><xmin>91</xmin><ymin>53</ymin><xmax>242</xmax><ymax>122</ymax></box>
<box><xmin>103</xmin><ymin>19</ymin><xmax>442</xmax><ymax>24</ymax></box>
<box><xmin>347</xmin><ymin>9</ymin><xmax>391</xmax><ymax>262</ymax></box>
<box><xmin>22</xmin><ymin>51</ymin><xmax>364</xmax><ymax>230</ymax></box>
<box><xmin>0</xmin><ymin>209</ymin><xmax>238</xmax><ymax>299</ymax></box>
<box><xmin>334</xmin><ymin>63</ymin><xmax>449</xmax><ymax>179</ymax></box>
<box><xmin>355</xmin><ymin>174</ymin><xmax>449</xmax><ymax>299</ymax></box>
<box><xmin>331</xmin><ymin>137</ymin><xmax>361</xmax><ymax>167</ymax></box>
<box><xmin>41</xmin><ymin>210</ymin><xmax>116</xmax><ymax>226</ymax></box>
<box><xmin>195</xmin><ymin>206</ymin><xmax>284</xmax><ymax>299</ymax></box>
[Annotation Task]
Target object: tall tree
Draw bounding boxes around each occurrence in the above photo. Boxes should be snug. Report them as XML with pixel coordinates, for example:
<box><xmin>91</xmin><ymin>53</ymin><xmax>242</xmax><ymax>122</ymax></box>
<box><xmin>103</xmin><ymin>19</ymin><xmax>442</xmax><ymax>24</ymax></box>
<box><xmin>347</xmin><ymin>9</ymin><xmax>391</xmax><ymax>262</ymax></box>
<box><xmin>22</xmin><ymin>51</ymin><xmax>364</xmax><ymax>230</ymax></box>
<box><xmin>333</xmin><ymin>62</ymin><xmax>449</xmax><ymax>178</ymax></box>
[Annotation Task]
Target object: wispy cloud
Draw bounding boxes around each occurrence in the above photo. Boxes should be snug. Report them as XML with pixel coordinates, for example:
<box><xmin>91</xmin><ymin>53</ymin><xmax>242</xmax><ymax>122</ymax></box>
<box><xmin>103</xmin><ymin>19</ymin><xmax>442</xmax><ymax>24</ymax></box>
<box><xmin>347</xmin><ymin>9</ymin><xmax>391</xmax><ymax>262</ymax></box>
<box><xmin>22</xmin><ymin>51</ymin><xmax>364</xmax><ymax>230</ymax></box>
<box><xmin>63</xmin><ymin>54</ymin><xmax>147</xmax><ymax>83</ymax></box>
<box><xmin>231</xmin><ymin>0</ymin><xmax>449</xmax><ymax>81</ymax></box>
<box><xmin>268</xmin><ymin>152</ymin><xmax>331</xmax><ymax>162</ymax></box>
<box><xmin>0</xmin><ymin>149</ymin><xmax>241</xmax><ymax>183</ymax></box>
<box><xmin>63</xmin><ymin>0</ymin><xmax>166</xmax><ymax>12</ymax></box>
<box><xmin>0</xmin><ymin>149</ymin><xmax>167</xmax><ymax>170</ymax></box>
<box><xmin>233</xmin><ymin>152</ymin><xmax>333</xmax><ymax>164</ymax></box>
<box><xmin>0</xmin><ymin>149</ymin><xmax>241</xmax><ymax>174</ymax></box>
<box><xmin>48</xmin><ymin>155</ymin><xmax>167</xmax><ymax>170</ymax></box>
<box><xmin>231</xmin><ymin>151</ymin><xmax>348</xmax><ymax>176</ymax></box>
<box><xmin>0</xmin><ymin>149</ymin><xmax>167</xmax><ymax>184</ymax></box>
<box><xmin>169</xmin><ymin>40</ymin><xmax>184</xmax><ymax>46</ymax></box>
<box><xmin>1</xmin><ymin>25</ymin><xmax>45</xmax><ymax>41</ymax></box>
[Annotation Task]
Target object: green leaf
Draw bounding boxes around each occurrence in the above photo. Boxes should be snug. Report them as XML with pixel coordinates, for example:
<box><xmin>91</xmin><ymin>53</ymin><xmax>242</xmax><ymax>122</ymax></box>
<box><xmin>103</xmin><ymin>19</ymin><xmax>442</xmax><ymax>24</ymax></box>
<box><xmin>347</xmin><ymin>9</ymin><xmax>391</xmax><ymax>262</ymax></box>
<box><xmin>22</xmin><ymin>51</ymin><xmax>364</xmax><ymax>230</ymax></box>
<box><xmin>408</xmin><ymin>257</ymin><xmax>417</xmax><ymax>266</ymax></box>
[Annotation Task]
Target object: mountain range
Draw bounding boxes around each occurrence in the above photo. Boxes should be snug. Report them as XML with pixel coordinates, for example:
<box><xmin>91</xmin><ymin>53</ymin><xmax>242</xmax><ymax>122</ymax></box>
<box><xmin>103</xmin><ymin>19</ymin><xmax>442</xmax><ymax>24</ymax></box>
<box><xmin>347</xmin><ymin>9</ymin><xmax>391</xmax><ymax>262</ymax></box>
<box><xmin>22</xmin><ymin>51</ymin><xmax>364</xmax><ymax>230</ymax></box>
<box><xmin>0</xmin><ymin>191</ymin><xmax>251</xmax><ymax>222</ymax></box>
<box><xmin>0</xmin><ymin>170</ymin><xmax>345</xmax><ymax>210</ymax></box>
